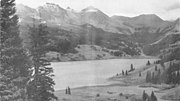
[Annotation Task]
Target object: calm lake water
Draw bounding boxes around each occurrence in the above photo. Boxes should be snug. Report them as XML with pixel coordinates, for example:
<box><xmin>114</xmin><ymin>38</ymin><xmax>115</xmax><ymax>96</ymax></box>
<box><xmin>51</xmin><ymin>59</ymin><xmax>157</xmax><ymax>90</ymax></box>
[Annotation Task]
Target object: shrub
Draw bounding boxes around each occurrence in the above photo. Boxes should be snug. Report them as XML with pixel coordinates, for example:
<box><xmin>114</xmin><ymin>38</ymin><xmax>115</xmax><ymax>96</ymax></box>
<box><xmin>96</xmin><ymin>93</ymin><xmax>100</xmax><ymax>97</ymax></box>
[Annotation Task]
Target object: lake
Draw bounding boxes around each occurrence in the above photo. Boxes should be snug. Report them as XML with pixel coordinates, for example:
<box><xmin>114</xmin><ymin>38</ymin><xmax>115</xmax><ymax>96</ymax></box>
<box><xmin>51</xmin><ymin>59</ymin><xmax>157</xmax><ymax>90</ymax></box>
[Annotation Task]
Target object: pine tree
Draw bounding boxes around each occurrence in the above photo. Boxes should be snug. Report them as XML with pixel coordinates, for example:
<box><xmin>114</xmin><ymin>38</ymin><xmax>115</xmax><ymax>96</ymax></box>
<box><xmin>122</xmin><ymin>70</ymin><xmax>124</xmax><ymax>76</ymax></box>
<box><xmin>27</xmin><ymin>22</ymin><xmax>57</xmax><ymax>101</ymax></box>
<box><xmin>146</xmin><ymin>71</ymin><xmax>151</xmax><ymax>83</ymax></box>
<box><xmin>152</xmin><ymin>72</ymin><xmax>155</xmax><ymax>83</ymax></box>
<box><xmin>157</xmin><ymin>69</ymin><xmax>161</xmax><ymax>84</ymax></box>
<box><xmin>166</xmin><ymin>65</ymin><xmax>172</xmax><ymax>84</ymax></box>
<box><xmin>146</xmin><ymin>60</ymin><xmax>150</xmax><ymax>65</ymax></box>
<box><xmin>0</xmin><ymin>0</ymin><xmax>31</xmax><ymax>100</ymax></box>
<box><xmin>172</xmin><ymin>72</ymin><xmax>176</xmax><ymax>84</ymax></box>
<box><xmin>151</xmin><ymin>91</ymin><xmax>157</xmax><ymax>101</ymax></box>
<box><xmin>142</xmin><ymin>90</ymin><xmax>148</xmax><ymax>101</ymax></box>
<box><xmin>125</xmin><ymin>70</ymin><xmax>128</xmax><ymax>76</ymax></box>
<box><xmin>65</xmin><ymin>88</ymin><xmax>68</xmax><ymax>94</ymax></box>
<box><xmin>68</xmin><ymin>87</ymin><xmax>71</xmax><ymax>95</ymax></box>
<box><xmin>155</xmin><ymin>65</ymin><xmax>158</xmax><ymax>71</ymax></box>
<box><xmin>131</xmin><ymin>64</ymin><xmax>133</xmax><ymax>70</ymax></box>
<box><xmin>177</xmin><ymin>71</ymin><xmax>180</xmax><ymax>84</ymax></box>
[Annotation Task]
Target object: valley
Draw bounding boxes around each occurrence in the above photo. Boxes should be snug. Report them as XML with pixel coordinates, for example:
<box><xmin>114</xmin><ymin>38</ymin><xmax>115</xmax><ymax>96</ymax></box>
<box><xmin>16</xmin><ymin>3</ymin><xmax>180</xmax><ymax>62</ymax></box>
<box><xmin>1</xmin><ymin>0</ymin><xmax>179</xmax><ymax>101</ymax></box>
<box><xmin>16</xmin><ymin>2</ymin><xmax>180</xmax><ymax>101</ymax></box>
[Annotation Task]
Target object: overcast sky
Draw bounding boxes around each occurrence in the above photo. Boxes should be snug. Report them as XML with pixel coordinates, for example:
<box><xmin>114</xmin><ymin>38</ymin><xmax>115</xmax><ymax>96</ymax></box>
<box><xmin>16</xmin><ymin>0</ymin><xmax>180</xmax><ymax>20</ymax></box>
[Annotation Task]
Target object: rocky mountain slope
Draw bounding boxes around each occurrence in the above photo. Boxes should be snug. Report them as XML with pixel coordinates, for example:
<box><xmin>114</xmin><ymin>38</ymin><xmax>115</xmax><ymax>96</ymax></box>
<box><xmin>143</xmin><ymin>18</ymin><xmax>180</xmax><ymax>57</ymax></box>
<box><xmin>16</xmin><ymin>3</ymin><xmax>180</xmax><ymax>61</ymax></box>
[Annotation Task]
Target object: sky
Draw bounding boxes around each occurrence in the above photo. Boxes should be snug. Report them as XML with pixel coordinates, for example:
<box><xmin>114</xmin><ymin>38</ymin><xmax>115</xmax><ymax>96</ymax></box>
<box><xmin>16</xmin><ymin>0</ymin><xmax>180</xmax><ymax>20</ymax></box>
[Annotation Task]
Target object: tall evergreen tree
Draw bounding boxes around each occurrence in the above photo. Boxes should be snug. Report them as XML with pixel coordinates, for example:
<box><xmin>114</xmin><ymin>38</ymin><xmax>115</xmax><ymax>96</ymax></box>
<box><xmin>122</xmin><ymin>70</ymin><xmax>124</xmax><ymax>76</ymax></box>
<box><xmin>146</xmin><ymin>60</ymin><xmax>150</xmax><ymax>65</ymax></box>
<box><xmin>125</xmin><ymin>70</ymin><xmax>128</xmax><ymax>76</ymax></box>
<box><xmin>146</xmin><ymin>71</ymin><xmax>151</xmax><ymax>83</ymax></box>
<box><xmin>131</xmin><ymin>64</ymin><xmax>133</xmax><ymax>70</ymax></box>
<box><xmin>142</xmin><ymin>90</ymin><xmax>148</xmax><ymax>101</ymax></box>
<box><xmin>0</xmin><ymin>0</ymin><xmax>31</xmax><ymax>100</ymax></box>
<box><xmin>155</xmin><ymin>65</ymin><xmax>158</xmax><ymax>71</ymax></box>
<box><xmin>27</xmin><ymin>22</ymin><xmax>57</xmax><ymax>101</ymax></box>
<box><xmin>172</xmin><ymin>72</ymin><xmax>176</xmax><ymax>84</ymax></box>
<box><xmin>151</xmin><ymin>91</ymin><xmax>157</xmax><ymax>101</ymax></box>
<box><xmin>152</xmin><ymin>72</ymin><xmax>155</xmax><ymax>83</ymax></box>
<box><xmin>177</xmin><ymin>71</ymin><xmax>180</xmax><ymax>84</ymax></box>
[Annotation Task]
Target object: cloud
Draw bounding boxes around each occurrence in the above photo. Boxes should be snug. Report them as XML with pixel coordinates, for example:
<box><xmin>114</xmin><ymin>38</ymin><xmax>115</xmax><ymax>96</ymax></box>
<box><xmin>166</xmin><ymin>2</ymin><xmax>180</xmax><ymax>11</ymax></box>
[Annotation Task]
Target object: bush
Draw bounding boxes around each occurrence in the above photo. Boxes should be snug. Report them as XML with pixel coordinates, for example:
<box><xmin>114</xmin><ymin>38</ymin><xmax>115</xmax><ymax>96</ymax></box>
<box><xmin>96</xmin><ymin>93</ymin><xmax>100</xmax><ymax>97</ymax></box>
<box><xmin>119</xmin><ymin>93</ymin><xmax>123</xmax><ymax>96</ymax></box>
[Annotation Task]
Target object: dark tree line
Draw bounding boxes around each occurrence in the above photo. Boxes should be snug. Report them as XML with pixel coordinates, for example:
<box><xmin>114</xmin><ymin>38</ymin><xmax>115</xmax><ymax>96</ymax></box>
<box><xmin>142</xmin><ymin>91</ymin><xmax>157</xmax><ymax>101</ymax></box>
<box><xmin>154</xmin><ymin>60</ymin><xmax>161</xmax><ymax>64</ymax></box>
<box><xmin>122</xmin><ymin>70</ymin><xmax>128</xmax><ymax>76</ymax></box>
<box><xmin>146</xmin><ymin>61</ymin><xmax>180</xmax><ymax>85</ymax></box>
<box><xmin>0</xmin><ymin>0</ymin><xmax>57</xmax><ymax>100</ymax></box>
<box><xmin>166</xmin><ymin>63</ymin><xmax>180</xmax><ymax>84</ymax></box>
<box><xmin>121</xmin><ymin>64</ymin><xmax>135</xmax><ymax>76</ymax></box>
<box><xmin>146</xmin><ymin>69</ymin><xmax>161</xmax><ymax>84</ymax></box>
<box><xmin>0</xmin><ymin>0</ymin><xmax>31</xmax><ymax>100</ymax></box>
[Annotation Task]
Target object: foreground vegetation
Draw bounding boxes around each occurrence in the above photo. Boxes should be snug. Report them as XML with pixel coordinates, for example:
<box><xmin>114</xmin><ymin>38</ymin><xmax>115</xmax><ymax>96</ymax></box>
<box><xmin>0</xmin><ymin>0</ymin><xmax>57</xmax><ymax>100</ymax></box>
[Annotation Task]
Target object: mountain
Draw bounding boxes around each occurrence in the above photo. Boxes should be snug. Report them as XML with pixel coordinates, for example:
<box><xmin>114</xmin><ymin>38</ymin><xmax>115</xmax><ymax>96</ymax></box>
<box><xmin>16</xmin><ymin>3</ymin><xmax>180</xmax><ymax>60</ymax></box>
<box><xmin>16</xmin><ymin>3</ymin><xmax>134</xmax><ymax>34</ymax></box>
<box><xmin>112</xmin><ymin>14</ymin><xmax>165</xmax><ymax>27</ymax></box>
<box><xmin>112</xmin><ymin>14</ymin><xmax>173</xmax><ymax>34</ymax></box>
<box><xmin>143</xmin><ymin>18</ymin><xmax>180</xmax><ymax>57</ymax></box>
<box><xmin>16</xmin><ymin>3</ymin><xmax>178</xmax><ymax>35</ymax></box>
<box><xmin>38</xmin><ymin>3</ymin><xmax>81</xmax><ymax>25</ymax></box>
<box><xmin>16</xmin><ymin>4</ymin><xmax>38</xmax><ymax>24</ymax></box>
<box><xmin>131</xmin><ymin>14</ymin><xmax>164</xmax><ymax>27</ymax></box>
<box><xmin>80</xmin><ymin>6</ymin><xmax>119</xmax><ymax>33</ymax></box>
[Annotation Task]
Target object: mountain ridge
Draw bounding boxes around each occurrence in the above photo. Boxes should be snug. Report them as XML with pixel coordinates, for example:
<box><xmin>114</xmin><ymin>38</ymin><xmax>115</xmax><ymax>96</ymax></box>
<box><xmin>16</xmin><ymin>3</ymin><xmax>178</xmax><ymax>35</ymax></box>
<box><xmin>16</xmin><ymin>3</ymin><xmax>180</xmax><ymax>60</ymax></box>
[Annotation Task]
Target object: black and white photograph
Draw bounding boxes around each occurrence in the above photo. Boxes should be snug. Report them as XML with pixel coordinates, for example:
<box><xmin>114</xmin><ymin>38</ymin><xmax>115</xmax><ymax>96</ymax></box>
<box><xmin>0</xmin><ymin>0</ymin><xmax>180</xmax><ymax>101</ymax></box>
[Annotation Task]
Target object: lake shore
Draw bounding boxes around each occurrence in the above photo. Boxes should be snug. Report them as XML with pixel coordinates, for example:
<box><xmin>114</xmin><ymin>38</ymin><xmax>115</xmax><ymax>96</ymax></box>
<box><xmin>52</xmin><ymin>58</ymin><xmax>159</xmax><ymax>90</ymax></box>
<box><xmin>52</xmin><ymin>54</ymin><xmax>159</xmax><ymax>62</ymax></box>
<box><xmin>55</xmin><ymin>81</ymin><xmax>170</xmax><ymax>101</ymax></box>
<box><xmin>54</xmin><ymin>59</ymin><xmax>174</xmax><ymax>101</ymax></box>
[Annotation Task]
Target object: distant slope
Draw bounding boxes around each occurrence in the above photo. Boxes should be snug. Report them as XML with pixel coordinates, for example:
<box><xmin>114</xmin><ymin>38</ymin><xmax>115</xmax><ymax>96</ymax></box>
<box><xmin>143</xmin><ymin>18</ymin><xmax>180</xmax><ymax>57</ymax></box>
<box><xmin>16</xmin><ymin>3</ymin><xmax>180</xmax><ymax>60</ymax></box>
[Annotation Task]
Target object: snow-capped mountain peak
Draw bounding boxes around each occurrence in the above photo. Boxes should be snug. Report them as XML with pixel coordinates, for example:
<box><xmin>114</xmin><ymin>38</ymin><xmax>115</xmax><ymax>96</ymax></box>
<box><xmin>82</xmin><ymin>6</ymin><xmax>99</xmax><ymax>12</ymax></box>
<box><xmin>44</xmin><ymin>3</ymin><xmax>61</xmax><ymax>8</ymax></box>
<box><xmin>41</xmin><ymin>2</ymin><xmax>64</xmax><ymax>12</ymax></box>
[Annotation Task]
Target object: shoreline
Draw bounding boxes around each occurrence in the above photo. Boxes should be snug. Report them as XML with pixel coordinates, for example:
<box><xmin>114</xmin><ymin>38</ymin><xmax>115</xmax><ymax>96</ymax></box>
<box><xmin>52</xmin><ymin>55</ymin><xmax>159</xmax><ymax>63</ymax></box>
<box><xmin>55</xmin><ymin>82</ymin><xmax>169</xmax><ymax>101</ymax></box>
<box><xmin>54</xmin><ymin>58</ymin><xmax>157</xmax><ymax>92</ymax></box>
<box><xmin>55</xmin><ymin>82</ymin><xmax>129</xmax><ymax>91</ymax></box>
<box><xmin>54</xmin><ymin>59</ymin><xmax>176</xmax><ymax>101</ymax></box>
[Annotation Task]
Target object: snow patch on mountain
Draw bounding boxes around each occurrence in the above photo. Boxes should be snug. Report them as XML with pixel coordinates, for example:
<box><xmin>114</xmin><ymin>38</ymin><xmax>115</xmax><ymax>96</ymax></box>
<box><xmin>82</xmin><ymin>6</ymin><xmax>99</xmax><ymax>13</ymax></box>
<box><xmin>86</xmin><ymin>9</ymin><xmax>98</xmax><ymax>12</ymax></box>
